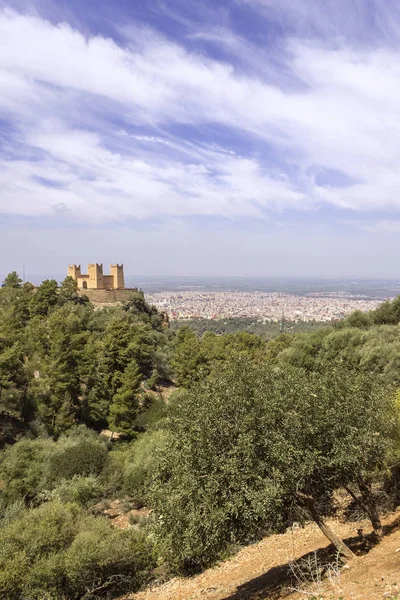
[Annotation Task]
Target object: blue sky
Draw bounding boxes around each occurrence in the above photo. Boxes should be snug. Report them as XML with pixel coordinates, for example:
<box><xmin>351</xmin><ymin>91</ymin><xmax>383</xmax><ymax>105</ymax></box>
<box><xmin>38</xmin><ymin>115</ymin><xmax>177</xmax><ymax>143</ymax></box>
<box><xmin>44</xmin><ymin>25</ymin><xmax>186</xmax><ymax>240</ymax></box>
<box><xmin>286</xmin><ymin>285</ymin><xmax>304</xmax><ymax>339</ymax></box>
<box><xmin>2</xmin><ymin>0</ymin><xmax>400</xmax><ymax>279</ymax></box>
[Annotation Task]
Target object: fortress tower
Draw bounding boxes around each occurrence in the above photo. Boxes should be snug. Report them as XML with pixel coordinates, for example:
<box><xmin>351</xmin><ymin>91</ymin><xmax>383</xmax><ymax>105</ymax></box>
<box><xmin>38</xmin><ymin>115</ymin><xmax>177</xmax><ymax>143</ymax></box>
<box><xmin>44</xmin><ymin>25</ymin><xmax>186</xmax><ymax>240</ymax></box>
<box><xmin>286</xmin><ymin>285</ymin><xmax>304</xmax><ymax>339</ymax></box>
<box><xmin>68</xmin><ymin>263</ymin><xmax>125</xmax><ymax>291</ymax></box>
<box><xmin>88</xmin><ymin>263</ymin><xmax>104</xmax><ymax>289</ymax></box>
<box><xmin>68</xmin><ymin>264</ymin><xmax>81</xmax><ymax>279</ymax></box>
<box><xmin>110</xmin><ymin>264</ymin><xmax>125</xmax><ymax>290</ymax></box>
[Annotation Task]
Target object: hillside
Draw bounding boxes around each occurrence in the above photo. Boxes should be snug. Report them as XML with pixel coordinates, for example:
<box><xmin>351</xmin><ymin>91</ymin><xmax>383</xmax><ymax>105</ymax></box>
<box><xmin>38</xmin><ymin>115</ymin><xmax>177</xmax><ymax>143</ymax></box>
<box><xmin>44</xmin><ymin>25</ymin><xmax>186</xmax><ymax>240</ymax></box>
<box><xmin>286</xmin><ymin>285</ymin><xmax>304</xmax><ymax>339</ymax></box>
<box><xmin>126</xmin><ymin>509</ymin><xmax>400</xmax><ymax>600</ymax></box>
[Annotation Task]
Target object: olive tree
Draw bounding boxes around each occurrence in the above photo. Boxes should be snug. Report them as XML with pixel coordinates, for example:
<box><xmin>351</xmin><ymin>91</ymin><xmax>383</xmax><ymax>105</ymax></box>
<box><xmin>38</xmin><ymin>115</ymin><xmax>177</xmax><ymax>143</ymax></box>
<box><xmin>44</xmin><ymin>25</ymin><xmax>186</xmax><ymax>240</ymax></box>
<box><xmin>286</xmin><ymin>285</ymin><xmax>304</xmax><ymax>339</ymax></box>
<box><xmin>150</xmin><ymin>359</ymin><xmax>395</xmax><ymax>571</ymax></box>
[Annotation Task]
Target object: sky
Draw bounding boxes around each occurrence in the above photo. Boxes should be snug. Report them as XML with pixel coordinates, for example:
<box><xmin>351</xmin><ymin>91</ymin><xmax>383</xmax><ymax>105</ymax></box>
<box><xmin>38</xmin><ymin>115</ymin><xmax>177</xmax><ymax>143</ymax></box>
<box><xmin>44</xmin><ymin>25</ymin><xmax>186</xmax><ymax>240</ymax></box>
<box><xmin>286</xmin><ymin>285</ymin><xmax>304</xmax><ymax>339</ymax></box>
<box><xmin>2</xmin><ymin>0</ymin><xmax>400</xmax><ymax>280</ymax></box>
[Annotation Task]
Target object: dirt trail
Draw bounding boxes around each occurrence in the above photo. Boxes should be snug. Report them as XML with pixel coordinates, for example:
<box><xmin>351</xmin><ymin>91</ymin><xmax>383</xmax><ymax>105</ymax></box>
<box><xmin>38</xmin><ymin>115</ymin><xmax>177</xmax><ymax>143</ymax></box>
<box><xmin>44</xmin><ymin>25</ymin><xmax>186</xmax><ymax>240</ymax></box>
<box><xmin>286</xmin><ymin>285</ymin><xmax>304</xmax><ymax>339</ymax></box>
<box><xmin>126</xmin><ymin>510</ymin><xmax>400</xmax><ymax>600</ymax></box>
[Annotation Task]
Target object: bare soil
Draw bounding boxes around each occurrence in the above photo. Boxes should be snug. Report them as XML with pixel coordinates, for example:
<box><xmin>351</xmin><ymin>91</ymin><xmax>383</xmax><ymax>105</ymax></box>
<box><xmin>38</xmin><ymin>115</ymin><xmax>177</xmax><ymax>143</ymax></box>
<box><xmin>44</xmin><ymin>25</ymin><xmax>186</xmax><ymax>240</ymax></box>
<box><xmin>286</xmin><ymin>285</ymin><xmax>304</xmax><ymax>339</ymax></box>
<box><xmin>124</xmin><ymin>509</ymin><xmax>400</xmax><ymax>600</ymax></box>
<box><xmin>94</xmin><ymin>498</ymin><xmax>150</xmax><ymax>531</ymax></box>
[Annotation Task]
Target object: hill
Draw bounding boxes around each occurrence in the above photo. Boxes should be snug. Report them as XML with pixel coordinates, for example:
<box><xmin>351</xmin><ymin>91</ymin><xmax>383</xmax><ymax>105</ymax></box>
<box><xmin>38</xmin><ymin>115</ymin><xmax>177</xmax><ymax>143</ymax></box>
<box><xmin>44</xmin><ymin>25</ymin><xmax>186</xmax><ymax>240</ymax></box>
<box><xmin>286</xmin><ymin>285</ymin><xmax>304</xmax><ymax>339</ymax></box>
<box><xmin>126</xmin><ymin>509</ymin><xmax>400</xmax><ymax>600</ymax></box>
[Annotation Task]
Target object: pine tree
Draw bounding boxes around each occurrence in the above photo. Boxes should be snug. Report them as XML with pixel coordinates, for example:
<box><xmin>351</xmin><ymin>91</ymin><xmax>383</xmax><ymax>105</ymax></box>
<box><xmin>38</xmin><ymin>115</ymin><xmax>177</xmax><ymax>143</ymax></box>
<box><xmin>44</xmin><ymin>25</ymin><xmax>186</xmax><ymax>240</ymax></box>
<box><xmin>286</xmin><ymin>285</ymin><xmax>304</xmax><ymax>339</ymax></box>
<box><xmin>108</xmin><ymin>360</ymin><xmax>141</xmax><ymax>436</ymax></box>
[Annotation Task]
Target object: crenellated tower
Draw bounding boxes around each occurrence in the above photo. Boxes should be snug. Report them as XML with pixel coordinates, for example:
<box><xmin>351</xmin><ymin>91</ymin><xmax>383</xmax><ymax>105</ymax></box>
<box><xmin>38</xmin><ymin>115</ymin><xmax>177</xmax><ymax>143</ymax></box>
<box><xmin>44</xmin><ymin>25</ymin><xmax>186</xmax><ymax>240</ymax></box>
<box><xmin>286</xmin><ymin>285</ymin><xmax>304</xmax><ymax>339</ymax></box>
<box><xmin>68</xmin><ymin>264</ymin><xmax>81</xmax><ymax>279</ymax></box>
<box><xmin>88</xmin><ymin>263</ymin><xmax>104</xmax><ymax>289</ymax></box>
<box><xmin>110</xmin><ymin>264</ymin><xmax>125</xmax><ymax>289</ymax></box>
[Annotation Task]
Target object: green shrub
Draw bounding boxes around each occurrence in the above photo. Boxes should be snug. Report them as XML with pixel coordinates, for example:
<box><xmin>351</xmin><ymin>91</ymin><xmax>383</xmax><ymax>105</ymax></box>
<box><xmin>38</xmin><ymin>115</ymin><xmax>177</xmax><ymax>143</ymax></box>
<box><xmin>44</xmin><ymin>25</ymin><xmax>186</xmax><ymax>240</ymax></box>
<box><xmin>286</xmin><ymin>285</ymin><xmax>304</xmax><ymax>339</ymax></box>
<box><xmin>64</xmin><ymin>517</ymin><xmax>155</xmax><ymax>598</ymax></box>
<box><xmin>0</xmin><ymin>499</ymin><xmax>26</xmax><ymax>524</ymax></box>
<box><xmin>99</xmin><ymin>448</ymin><xmax>127</xmax><ymax>497</ymax></box>
<box><xmin>0</xmin><ymin>428</ymin><xmax>108</xmax><ymax>510</ymax></box>
<box><xmin>0</xmin><ymin>500</ymin><xmax>155</xmax><ymax>599</ymax></box>
<box><xmin>134</xmin><ymin>395</ymin><xmax>167</xmax><ymax>431</ymax></box>
<box><xmin>44</xmin><ymin>427</ymin><xmax>108</xmax><ymax>486</ymax></box>
<box><xmin>0</xmin><ymin>501</ymin><xmax>79</xmax><ymax>599</ymax></box>
<box><xmin>124</xmin><ymin>429</ymin><xmax>169</xmax><ymax>504</ymax></box>
<box><xmin>47</xmin><ymin>476</ymin><xmax>104</xmax><ymax>507</ymax></box>
<box><xmin>0</xmin><ymin>438</ymin><xmax>53</xmax><ymax>505</ymax></box>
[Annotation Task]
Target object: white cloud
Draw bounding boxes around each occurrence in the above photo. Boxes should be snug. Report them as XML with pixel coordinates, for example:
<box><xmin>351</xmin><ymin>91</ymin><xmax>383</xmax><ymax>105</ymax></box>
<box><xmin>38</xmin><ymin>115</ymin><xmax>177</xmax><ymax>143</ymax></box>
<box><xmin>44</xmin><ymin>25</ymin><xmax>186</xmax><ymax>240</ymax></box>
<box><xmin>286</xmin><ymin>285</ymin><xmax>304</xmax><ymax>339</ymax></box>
<box><xmin>2</xmin><ymin>7</ymin><xmax>400</xmax><ymax>220</ymax></box>
<box><xmin>0</xmin><ymin>124</ymin><xmax>307</xmax><ymax>219</ymax></box>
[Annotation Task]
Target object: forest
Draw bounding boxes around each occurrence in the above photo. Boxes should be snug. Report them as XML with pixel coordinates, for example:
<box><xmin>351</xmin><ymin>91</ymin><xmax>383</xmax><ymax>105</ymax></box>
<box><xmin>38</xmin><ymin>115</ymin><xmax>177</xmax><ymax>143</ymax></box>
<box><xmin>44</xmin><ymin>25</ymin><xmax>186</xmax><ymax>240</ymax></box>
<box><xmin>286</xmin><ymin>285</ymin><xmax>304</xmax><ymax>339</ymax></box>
<box><xmin>1</xmin><ymin>272</ymin><xmax>400</xmax><ymax>599</ymax></box>
<box><xmin>169</xmin><ymin>315</ymin><xmax>329</xmax><ymax>337</ymax></box>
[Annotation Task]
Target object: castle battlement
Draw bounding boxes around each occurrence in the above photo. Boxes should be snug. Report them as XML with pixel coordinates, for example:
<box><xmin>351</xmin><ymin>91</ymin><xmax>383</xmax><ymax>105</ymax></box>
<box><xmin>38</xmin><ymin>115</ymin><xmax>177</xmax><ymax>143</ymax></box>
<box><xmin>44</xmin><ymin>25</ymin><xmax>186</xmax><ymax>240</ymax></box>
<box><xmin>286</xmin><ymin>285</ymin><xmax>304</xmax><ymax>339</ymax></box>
<box><xmin>68</xmin><ymin>263</ymin><xmax>125</xmax><ymax>291</ymax></box>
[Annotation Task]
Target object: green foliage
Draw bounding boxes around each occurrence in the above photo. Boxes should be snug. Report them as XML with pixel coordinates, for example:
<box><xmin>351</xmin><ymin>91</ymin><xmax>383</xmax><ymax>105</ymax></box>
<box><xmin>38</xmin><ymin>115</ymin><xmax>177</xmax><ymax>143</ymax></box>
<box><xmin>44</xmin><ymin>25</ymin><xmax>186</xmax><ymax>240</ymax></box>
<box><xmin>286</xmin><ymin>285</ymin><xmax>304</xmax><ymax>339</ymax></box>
<box><xmin>99</xmin><ymin>448</ymin><xmax>127</xmax><ymax>497</ymax></box>
<box><xmin>150</xmin><ymin>360</ymin><xmax>285</xmax><ymax>572</ymax></box>
<box><xmin>63</xmin><ymin>516</ymin><xmax>155</xmax><ymax>598</ymax></box>
<box><xmin>30</xmin><ymin>279</ymin><xmax>59</xmax><ymax>317</ymax></box>
<box><xmin>46</xmin><ymin>476</ymin><xmax>104</xmax><ymax>507</ymax></box>
<box><xmin>0</xmin><ymin>273</ymin><xmax>171</xmax><ymax>434</ymax></box>
<box><xmin>27</xmin><ymin>304</ymin><xmax>93</xmax><ymax>434</ymax></box>
<box><xmin>343</xmin><ymin>309</ymin><xmax>372</xmax><ymax>328</ymax></box>
<box><xmin>0</xmin><ymin>501</ymin><xmax>78</xmax><ymax>600</ymax></box>
<box><xmin>170</xmin><ymin>326</ymin><xmax>267</xmax><ymax>388</ymax></box>
<box><xmin>134</xmin><ymin>394</ymin><xmax>168</xmax><ymax>432</ymax></box>
<box><xmin>2</xmin><ymin>272</ymin><xmax>23</xmax><ymax>288</ymax></box>
<box><xmin>0</xmin><ymin>427</ymin><xmax>107</xmax><ymax>509</ymax></box>
<box><xmin>123</xmin><ymin>290</ymin><xmax>169</xmax><ymax>331</ymax></box>
<box><xmin>3</xmin><ymin>271</ymin><xmax>400</xmax><ymax>588</ymax></box>
<box><xmin>0</xmin><ymin>500</ymin><xmax>155</xmax><ymax>599</ymax></box>
<box><xmin>108</xmin><ymin>360</ymin><xmax>141</xmax><ymax>436</ymax></box>
<box><xmin>171</xmin><ymin>316</ymin><xmax>329</xmax><ymax>337</ymax></box>
<box><xmin>0</xmin><ymin>438</ymin><xmax>53</xmax><ymax>506</ymax></box>
<box><xmin>124</xmin><ymin>429</ymin><xmax>170</xmax><ymax>505</ymax></box>
<box><xmin>150</xmin><ymin>358</ymin><xmax>396</xmax><ymax>572</ymax></box>
<box><xmin>58</xmin><ymin>276</ymin><xmax>90</xmax><ymax>306</ymax></box>
<box><xmin>44</xmin><ymin>427</ymin><xmax>108</xmax><ymax>485</ymax></box>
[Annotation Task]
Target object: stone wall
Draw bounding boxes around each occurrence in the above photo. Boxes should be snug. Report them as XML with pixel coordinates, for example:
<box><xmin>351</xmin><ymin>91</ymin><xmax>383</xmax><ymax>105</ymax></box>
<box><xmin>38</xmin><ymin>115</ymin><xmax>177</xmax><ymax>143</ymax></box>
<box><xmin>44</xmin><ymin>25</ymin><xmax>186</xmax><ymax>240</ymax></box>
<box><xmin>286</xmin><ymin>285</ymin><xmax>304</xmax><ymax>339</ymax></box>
<box><xmin>78</xmin><ymin>289</ymin><xmax>136</xmax><ymax>303</ymax></box>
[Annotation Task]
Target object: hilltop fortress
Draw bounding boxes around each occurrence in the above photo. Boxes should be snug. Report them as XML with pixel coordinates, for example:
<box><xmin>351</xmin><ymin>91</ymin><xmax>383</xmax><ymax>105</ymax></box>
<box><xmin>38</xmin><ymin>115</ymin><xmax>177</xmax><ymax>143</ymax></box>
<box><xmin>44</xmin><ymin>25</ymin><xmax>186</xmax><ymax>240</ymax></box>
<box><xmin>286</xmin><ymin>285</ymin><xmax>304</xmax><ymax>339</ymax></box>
<box><xmin>68</xmin><ymin>264</ymin><xmax>125</xmax><ymax>290</ymax></box>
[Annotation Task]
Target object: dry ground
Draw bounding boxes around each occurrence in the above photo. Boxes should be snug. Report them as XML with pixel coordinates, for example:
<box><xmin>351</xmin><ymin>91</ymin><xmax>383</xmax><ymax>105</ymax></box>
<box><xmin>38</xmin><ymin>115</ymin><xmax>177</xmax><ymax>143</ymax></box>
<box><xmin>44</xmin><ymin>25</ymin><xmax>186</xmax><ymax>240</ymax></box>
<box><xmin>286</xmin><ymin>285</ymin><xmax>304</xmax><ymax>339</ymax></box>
<box><xmin>124</xmin><ymin>509</ymin><xmax>400</xmax><ymax>600</ymax></box>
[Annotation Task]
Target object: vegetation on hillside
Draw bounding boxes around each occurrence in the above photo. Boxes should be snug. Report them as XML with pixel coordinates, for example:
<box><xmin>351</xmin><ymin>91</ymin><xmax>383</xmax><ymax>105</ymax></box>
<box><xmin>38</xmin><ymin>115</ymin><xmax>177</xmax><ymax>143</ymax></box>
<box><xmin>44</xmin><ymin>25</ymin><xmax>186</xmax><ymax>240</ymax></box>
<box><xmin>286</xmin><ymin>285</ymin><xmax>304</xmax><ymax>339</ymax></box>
<box><xmin>170</xmin><ymin>316</ymin><xmax>329</xmax><ymax>337</ymax></box>
<box><xmin>1</xmin><ymin>272</ymin><xmax>400</xmax><ymax>597</ymax></box>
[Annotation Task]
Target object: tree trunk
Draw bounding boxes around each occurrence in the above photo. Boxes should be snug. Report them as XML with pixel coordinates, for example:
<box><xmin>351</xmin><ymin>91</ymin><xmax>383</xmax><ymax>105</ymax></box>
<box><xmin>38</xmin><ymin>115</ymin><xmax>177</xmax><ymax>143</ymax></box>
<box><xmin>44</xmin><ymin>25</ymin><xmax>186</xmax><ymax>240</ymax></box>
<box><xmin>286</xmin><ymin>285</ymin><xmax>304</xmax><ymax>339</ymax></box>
<box><xmin>356</xmin><ymin>477</ymin><xmax>383</xmax><ymax>538</ymax></box>
<box><xmin>297</xmin><ymin>493</ymin><xmax>355</xmax><ymax>560</ymax></box>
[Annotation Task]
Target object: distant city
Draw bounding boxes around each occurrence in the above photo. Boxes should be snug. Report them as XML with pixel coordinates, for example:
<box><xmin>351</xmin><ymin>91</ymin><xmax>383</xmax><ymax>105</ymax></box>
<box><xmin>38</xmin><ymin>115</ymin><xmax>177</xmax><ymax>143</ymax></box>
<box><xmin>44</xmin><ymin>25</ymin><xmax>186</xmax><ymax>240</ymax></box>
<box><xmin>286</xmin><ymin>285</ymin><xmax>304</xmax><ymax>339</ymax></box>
<box><xmin>136</xmin><ymin>276</ymin><xmax>395</xmax><ymax>322</ymax></box>
<box><xmin>144</xmin><ymin>290</ymin><xmax>385</xmax><ymax>322</ymax></box>
<box><xmin>137</xmin><ymin>277</ymin><xmax>400</xmax><ymax>322</ymax></box>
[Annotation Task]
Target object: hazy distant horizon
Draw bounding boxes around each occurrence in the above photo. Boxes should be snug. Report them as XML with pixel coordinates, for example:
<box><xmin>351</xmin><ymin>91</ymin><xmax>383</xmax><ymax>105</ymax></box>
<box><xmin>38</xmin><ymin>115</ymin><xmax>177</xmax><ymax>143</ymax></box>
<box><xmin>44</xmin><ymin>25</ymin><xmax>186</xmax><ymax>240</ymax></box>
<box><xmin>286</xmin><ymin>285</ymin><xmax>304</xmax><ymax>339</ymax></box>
<box><xmin>3</xmin><ymin>271</ymin><xmax>398</xmax><ymax>298</ymax></box>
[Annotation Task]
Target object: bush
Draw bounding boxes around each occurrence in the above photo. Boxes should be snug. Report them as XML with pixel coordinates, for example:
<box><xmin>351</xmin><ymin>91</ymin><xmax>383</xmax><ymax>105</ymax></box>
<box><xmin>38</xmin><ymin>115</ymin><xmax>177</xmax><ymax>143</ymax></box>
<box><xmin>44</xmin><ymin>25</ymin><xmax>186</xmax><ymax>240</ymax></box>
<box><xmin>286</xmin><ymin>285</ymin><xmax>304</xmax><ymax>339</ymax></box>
<box><xmin>0</xmin><ymin>427</ymin><xmax>108</xmax><ymax>510</ymax></box>
<box><xmin>46</xmin><ymin>476</ymin><xmax>104</xmax><ymax>507</ymax></box>
<box><xmin>64</xmin><ymin>517</ymin><xmax>155</xmax><ymax>598</ymax></box>
<box><xmin>44</xmin><ymin>427</ymin><xmax>108</xmax><ymax>486</ymax></box>
<box><xmin>124</xmin><ymin>430</ymin><xmax>169</xmax><ymax>505</ymax></box>
<box><xmin>134</xmin><ymin>395</ymin><xmax>168</xmax><ymax>431</ymax></box>
<box><xmin>0</xmin><ymin>438</ymin><xmax>53</xmax><ymax>505</ymax></box>
<box><xmin>99</xmin><ymin>448</ymin><xmax>127</xmax><ymax>497</ymax></box>
<box><xmin>0</xmin><ymin>500</ymin><xmax>155</xmax><ymax>599</ymax></box>
<box><xmin>0</xmin><ymin>501</ymin><xmax>78</xmax><ymax>599</ymax></box>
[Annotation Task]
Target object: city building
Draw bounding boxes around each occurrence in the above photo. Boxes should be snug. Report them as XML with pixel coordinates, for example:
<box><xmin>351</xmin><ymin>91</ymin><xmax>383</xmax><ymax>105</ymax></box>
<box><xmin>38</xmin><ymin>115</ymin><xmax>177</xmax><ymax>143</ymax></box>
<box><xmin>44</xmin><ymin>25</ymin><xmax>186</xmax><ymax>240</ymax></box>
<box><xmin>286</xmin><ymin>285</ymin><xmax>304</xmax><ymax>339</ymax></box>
<box><xmin>68</xmin><ymin>263</ymin><xmax>125</xmax><ymax>290</ymax></box>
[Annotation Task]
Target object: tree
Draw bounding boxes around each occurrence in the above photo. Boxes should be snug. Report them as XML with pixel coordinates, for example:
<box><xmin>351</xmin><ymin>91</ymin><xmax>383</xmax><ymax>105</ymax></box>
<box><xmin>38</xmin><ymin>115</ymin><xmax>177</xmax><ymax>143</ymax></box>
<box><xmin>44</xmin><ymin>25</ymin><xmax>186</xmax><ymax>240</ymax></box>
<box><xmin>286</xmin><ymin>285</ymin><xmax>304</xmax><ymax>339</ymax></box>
<box><xmin>102</xmin><ymin>313</ymin><xmax>154</xmax><ymax>385</ymax></box>
<box><xmin>0</xmin><ymin>500</ymin><xmax>155</xmax><ymax>600</ymax></box>
<box><xmin>268</xmin><ymin>363</ymin><xmax>394</xmax><ymax>541</ymax></box>
<box><xmin>171</xmin><ymin>326</ymin><xmax>210</xmax><ymax>388</ymax></box>
<box><xmin>2</xmin><ymin>272</ymin><xmax>22</xmax><ymax>288</ymax></box>
<box><xmin>151</xmin><ymin>359</ymin><xmax>395</xmax><ymax>571</ymax></box>
<box><xmin>371</xmin><ymin>296</ymin><xmax>400</xmax><ymax>325</ymax></box>
<box><xmin>0</xmin><ymin>342</ymin><xmax>28</xmax><ymax>419</ymax></box>
<box><xmin>343</xmin><ymin>310</ymin><xmax>372</xmax><ymax>328</ymax></box>
<box><xmin>30</xmin><ymin>279</ymin><xmax>59</xmax><ymax>318</ymax></box>
<box><xmin>28</xmin><ymin>305</ymin><xmax>91</xmax><ymax>434</ymax></box>
<box><xmin>0</xmin><ymin>281</ymin><xmax>34</xmax><ymax>344</ymax></box>
<box><xmin>151</xmin><ymin>359</ymin><xmax>284</xmax><ymax>572</ymax></box>
<box><xmin>123</xmin><ymin>290</ymin><xmax>168</xmax><ymax>331</ymax></box>
<box><xmin>58</xmin><ymin>276</ymin><xmax>89</xmax><ymax>306</ymax></box>
<box><xmin>108</xmin><ymin>360</ymin><xmax>141</xmax><ymax>436</ymax></box>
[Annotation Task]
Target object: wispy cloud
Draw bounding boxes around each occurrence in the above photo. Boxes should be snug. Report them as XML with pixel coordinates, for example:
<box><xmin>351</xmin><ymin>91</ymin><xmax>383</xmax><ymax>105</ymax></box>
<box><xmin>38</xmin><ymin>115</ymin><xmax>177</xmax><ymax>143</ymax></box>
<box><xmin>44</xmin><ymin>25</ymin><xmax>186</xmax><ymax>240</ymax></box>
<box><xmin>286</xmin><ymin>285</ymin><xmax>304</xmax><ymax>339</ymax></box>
<box><xmin>1</xmin><ymin>3</ymin><xmax>400</xmax><ymax>226</ymax></box>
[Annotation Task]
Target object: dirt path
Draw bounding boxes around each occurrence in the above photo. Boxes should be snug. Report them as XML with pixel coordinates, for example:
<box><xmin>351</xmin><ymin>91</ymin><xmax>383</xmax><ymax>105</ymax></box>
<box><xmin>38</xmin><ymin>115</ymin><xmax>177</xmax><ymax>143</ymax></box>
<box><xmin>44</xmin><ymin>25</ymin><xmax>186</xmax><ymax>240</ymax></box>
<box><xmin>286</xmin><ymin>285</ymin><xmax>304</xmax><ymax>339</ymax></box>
<box><xmin>125</xmin><ymin>510</ymin><xmax>400</xmax><ymax>600</ymax></box>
